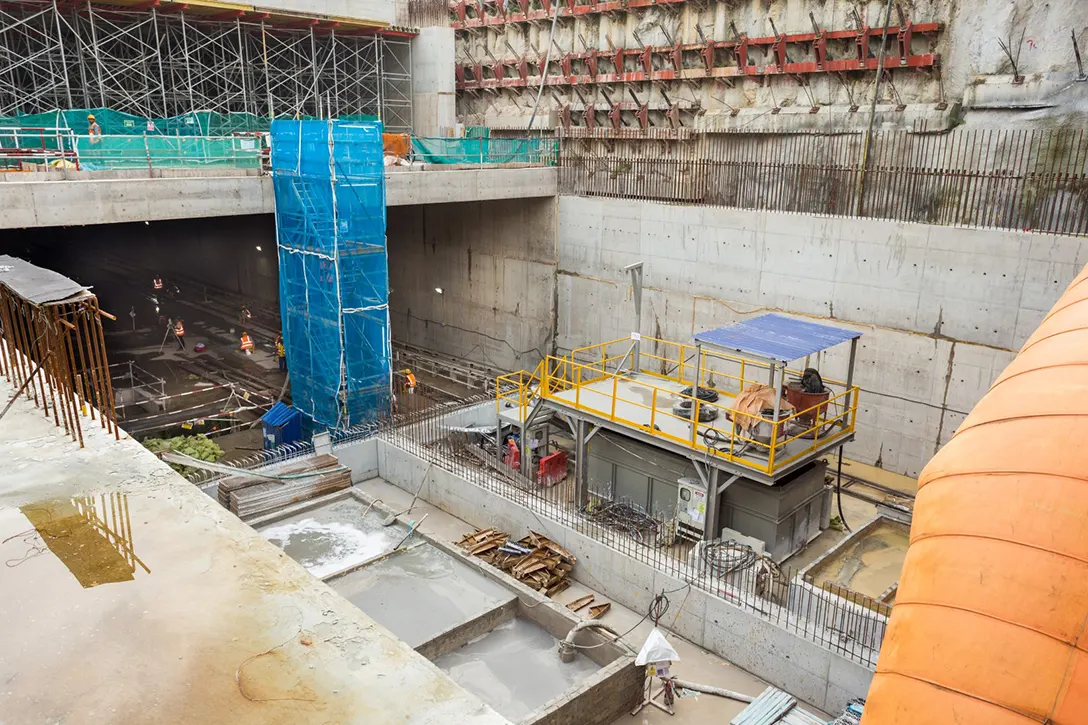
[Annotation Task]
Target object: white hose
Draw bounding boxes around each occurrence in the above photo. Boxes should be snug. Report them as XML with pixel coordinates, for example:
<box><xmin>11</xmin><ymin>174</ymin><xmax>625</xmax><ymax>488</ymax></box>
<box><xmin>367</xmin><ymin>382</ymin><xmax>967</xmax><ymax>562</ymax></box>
<box><xmin>557</xmin><ymin>621</ymin><xmax>626</xmax><ymax>662</ymax></box>
<box><xmin>670</xmin><ymin>679</ymin><xmax>754</xmax><ymax>703</ymax></box>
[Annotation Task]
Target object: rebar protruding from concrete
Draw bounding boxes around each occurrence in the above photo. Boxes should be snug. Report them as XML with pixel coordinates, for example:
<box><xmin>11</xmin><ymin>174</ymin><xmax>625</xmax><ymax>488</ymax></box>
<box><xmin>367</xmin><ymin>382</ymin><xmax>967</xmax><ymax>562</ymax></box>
<box><xmin>558</xmin><ymin>621</ymin><xmax>625</xmax><ymax>663</ymax></box>
<box><xmin>670</xmin><ymin>679</ymin><xmax>754</xmax><ymax>704</ymax></box>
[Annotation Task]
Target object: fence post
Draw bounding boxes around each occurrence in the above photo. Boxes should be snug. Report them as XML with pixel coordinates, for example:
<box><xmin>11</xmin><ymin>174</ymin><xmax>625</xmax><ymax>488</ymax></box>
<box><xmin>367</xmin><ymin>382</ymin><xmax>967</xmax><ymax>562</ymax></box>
<box><xmin>143</xmin><ymin>133</ymin><xmax>153</xmax><ymax>176</ymax></box>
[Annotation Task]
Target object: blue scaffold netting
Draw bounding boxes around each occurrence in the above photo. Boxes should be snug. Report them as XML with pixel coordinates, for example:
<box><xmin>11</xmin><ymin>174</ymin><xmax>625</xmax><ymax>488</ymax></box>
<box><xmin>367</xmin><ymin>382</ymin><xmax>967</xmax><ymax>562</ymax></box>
<box><xmin>270</xmin><ymin>120</ymin><xmax>390</xmax><ymax>430</ymax></box>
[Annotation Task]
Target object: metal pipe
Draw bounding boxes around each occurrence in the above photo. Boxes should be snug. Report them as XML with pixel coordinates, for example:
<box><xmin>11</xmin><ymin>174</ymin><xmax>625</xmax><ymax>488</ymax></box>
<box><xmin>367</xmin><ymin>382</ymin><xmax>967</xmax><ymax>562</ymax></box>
<box><xmin>670</xmin><ymin>679</ymin><xmax>753</xmax><ymax>703</ymax></box>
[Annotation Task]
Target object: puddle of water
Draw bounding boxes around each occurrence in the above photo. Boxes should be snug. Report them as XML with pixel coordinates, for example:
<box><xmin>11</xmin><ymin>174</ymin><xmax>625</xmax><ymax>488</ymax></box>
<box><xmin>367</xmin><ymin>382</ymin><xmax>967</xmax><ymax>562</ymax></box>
<box><xmin>809</xmin><ymin>520</ymin><xmax>909</xmax><ymax>599</ymax></box>
<box><xmin>331</xmin><ymin>544</ymin><xmax>514</xmax><ymax>647</ymax></box>
<box><xmin>435</xmin><ymin>617</ymin><xmax>601</xmax><ymax>721</ymax></box>
<box><xmin>12</xmin><ymin>494</ymin><xmax>149</xmax><ymax>588</ymax></box>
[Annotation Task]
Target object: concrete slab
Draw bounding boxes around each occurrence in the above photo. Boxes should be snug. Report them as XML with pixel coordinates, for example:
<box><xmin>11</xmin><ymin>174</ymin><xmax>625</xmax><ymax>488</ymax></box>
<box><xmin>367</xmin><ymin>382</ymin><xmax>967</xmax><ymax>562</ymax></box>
<box><xmin>435</xmin><ymin>617</ymin><xmax>601</xmax><ymax>722</ymax></box>
<box><xmin>0</xmin><ymin>374</ymin><xmax>510</xmax><ymax>725</ymax></box>
<box><xmin>329</xmin><ymin>543</ymin><xmax>516</xmax><ymax>648</ymax></box>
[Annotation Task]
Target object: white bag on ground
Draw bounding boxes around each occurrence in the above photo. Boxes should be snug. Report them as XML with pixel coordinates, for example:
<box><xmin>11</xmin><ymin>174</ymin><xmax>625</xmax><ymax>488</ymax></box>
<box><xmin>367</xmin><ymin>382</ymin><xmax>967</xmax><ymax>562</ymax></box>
<box><xmin>636</xmin><ymin>627</ymin><xmax>680</xmax><ymax>666</ymax></box>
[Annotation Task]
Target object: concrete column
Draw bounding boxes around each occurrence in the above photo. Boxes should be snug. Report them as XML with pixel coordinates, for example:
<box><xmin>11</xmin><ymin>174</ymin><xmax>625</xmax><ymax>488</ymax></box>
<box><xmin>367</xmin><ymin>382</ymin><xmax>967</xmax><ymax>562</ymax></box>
<box><xmin>411</xmin><ymin>27</ymin><xmax>456</xmax><ymax>138</ymax></box>
<box><xmin>574</xmin><ymin>418</ymin><xmax>589</xmax><ymax>507</ymax></box>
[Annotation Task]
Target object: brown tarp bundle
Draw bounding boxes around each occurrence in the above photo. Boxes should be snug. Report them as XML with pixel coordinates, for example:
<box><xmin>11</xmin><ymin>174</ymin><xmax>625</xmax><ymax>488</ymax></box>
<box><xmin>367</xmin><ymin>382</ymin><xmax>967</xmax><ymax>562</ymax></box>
<box><xmin>729</xmin><ymin>384</ymin><xmax>793</xmax><ymax>431</ymax></box>
<box><xmin>382</xmin><ymin>133</ymin><xmax>410</xmax><ymax>159</ymax></box>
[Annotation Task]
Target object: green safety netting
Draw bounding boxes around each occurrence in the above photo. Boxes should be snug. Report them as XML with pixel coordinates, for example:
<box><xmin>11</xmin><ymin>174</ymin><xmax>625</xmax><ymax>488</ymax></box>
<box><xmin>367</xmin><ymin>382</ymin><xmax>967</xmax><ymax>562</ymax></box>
<box><xmin>410</xmin><ymin>136</ymin><xmax>557</xmax><ymax>165</ymax></box>
<box><xmin>464</xmin><ymin>126</ymin><xmax>491</xmax><ymax>139</ymax></box>
<box><xmin>72</xmin><ymin>135</ymin><xmax>263</xmax><ymax>170</ymax></box>
<box><xmin>0</xmin><ymin>107</ymin><xmax>379</xmax><ymax>137</ymax></box>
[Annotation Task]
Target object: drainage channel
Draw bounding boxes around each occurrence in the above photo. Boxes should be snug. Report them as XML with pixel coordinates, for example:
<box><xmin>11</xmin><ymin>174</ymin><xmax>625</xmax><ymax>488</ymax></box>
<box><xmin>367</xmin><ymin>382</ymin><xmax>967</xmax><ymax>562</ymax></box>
<box><xmin>248</xmin><ymin>489</ymin><xmax>642</xmax><ymax>725</ymax></box>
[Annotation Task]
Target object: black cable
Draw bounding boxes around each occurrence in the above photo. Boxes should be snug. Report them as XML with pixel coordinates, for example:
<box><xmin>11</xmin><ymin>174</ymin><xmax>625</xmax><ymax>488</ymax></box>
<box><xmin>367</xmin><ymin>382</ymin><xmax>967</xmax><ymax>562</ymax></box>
<box><xmin>836</xmin><ymin>445</ymin><xmax>851</xmax><ymax>532</ymax></box>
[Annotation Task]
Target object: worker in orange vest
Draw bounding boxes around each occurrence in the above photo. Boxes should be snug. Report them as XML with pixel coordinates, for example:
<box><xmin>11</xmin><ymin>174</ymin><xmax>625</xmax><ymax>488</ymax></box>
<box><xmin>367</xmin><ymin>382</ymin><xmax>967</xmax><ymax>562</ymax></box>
<box><xmin>173</xmin><ymin>318</ymin><xmax>186</xmax><ymax>350</ymax></box>
<box><xmin>153</xmin><ymin>277</ymin><xmax>163</xmax><ymax>291</ymax></box>
<box><xmin>88</xmin><ymin>114</ymin><xmax>102</xmax><ymax>144</ymax></box>
<box><xmin>275</xmin><ymin>334</ymin><xmax>286</xmax><ymax>372</ymax></box>
<box><xmin>240</xmin><ymin>331</ymin><xmax>254</xmax><ymax>355</ymax></box>
<box><xmin>403</xmin><ymin>368</ymin><xmax>417</xmax><ymax>394</ymax></box>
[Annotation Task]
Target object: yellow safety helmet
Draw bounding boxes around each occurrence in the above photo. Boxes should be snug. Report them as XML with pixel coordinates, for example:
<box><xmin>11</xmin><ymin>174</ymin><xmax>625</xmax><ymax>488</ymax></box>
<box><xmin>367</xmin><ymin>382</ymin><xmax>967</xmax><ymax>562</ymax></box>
<box><xmin>87</xmin><ymin>114</ymin><xmax>95</xmax><ymax>120</ymax></box>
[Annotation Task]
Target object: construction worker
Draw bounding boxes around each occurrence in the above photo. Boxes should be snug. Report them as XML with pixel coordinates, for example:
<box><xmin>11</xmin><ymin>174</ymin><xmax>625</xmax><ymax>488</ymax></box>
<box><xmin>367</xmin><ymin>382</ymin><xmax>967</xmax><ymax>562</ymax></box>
<box><xmin>87</xmin><ymin>114</ymin><xmax>101</xmax><ymax>144</ymax></box>
<box><xmin>275</xmin><ymin>334</ymin><xmax>287</xmax><ymax>372</ymax></box>
<box><xmin>240</xmin><ymin>331</ymin><xmax>254</xmax><ymax>355</ymax></box>
<box><xmin>240</xmin><ymin>303</ymin><xmax>252</xmax><ymax>326</ymax></box>
<box><xmin>173</xmin><ymin>318</ymin><xmax>186</xmax><ymax>350</ymax></box>
<box><xmin>153</xmin><ymin>277</ymin><xmax>163</xmax><ymax>291</ymax></box>
<box><xmin>403</xmin><ymin>368</ymin><xmax>417</xmax><ymax>395</ymax></box>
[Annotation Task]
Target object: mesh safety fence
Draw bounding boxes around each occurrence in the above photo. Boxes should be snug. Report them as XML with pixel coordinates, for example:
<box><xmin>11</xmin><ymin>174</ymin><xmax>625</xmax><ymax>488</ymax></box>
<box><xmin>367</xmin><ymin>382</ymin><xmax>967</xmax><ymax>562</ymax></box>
<box><xmin>410</xmin><ymin>136</ymin><xmax>557</xmax><ymax>165</ymax></box>
<box><xmin>270</xmin><ymin>119</ymin><xmax>390</xmax><ymax>430</ymax></box>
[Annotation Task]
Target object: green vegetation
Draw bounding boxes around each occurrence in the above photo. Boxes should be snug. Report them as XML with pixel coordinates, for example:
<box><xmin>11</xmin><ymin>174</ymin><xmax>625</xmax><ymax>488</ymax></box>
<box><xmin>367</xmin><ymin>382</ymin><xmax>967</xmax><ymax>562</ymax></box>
<box><xmin>142</xmin><ymin>434</ymin><xmax>224</xmax><ymax>476</ymax></box>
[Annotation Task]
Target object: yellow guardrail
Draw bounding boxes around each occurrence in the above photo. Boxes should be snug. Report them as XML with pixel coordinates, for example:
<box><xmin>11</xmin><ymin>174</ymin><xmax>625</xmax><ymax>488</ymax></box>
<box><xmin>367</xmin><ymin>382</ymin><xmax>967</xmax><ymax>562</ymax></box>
<box><xmin>498</xmin><ymin>337</ymin><xmax>858</xmax><ymax>476</ymax></box>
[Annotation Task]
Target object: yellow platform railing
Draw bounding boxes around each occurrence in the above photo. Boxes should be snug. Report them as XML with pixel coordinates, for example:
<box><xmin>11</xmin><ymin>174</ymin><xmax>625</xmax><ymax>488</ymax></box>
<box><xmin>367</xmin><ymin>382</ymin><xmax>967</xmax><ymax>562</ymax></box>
<box><xmin>498</xmin><ymin>337</ymin><xmax>859</xmax><ymax>476</ymax></box>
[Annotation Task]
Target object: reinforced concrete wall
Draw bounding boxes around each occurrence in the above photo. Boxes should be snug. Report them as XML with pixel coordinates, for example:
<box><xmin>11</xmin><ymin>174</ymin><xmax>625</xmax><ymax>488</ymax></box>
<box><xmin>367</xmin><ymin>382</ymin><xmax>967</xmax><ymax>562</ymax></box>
<box><xmin>387</xmin><ymin>197</ymin><xmax>558</xmax><ymax>371</ymax></box>
<box><xmin>373</xmin><ymin>437</ymin><xmax>873</xmax><ymax>714</ymax></box>
<box><xmin>556</xmin><ymin>195</ymin><xmax>1085</xmax><ymax>477</ymax></box>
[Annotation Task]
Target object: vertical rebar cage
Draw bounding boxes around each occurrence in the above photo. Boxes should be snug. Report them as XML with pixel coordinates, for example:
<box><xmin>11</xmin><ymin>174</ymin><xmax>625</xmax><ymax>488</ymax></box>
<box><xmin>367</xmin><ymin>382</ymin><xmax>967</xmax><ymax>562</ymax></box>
<box><xmin>0</xmin><ymin>256</ymin><xmax>118</xmax><ymax>446</ymax></box>
<box><xmin>270</xmin><ymin>119</ymin><xmax>390</xmax><ymax>431</ymax></box>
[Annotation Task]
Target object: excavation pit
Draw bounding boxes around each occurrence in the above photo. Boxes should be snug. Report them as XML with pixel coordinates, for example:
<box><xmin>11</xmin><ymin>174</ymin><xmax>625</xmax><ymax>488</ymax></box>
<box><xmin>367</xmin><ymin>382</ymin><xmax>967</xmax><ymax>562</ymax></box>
<box><xmin>255</xmin><ymin>488</ymin><xmax>642</xmax><ymax>725</ymax></box>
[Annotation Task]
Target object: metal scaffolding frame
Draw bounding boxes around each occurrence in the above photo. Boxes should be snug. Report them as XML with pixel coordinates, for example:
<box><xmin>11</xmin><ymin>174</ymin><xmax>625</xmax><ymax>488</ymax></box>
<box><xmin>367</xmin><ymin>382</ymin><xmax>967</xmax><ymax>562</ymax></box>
<box><xmin>0</xmin><ymin>0</ymin><xmax>413</xmax><ymax>131</ymax></box>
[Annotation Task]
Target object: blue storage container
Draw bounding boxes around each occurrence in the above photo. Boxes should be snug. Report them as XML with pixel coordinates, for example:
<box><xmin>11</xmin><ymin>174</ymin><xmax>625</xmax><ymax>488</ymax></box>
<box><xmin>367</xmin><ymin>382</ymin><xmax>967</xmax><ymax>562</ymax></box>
<box><xmin>261</xmin><ymin>402</ymin><xmax>302</xmax><ymax>449</ymax></box>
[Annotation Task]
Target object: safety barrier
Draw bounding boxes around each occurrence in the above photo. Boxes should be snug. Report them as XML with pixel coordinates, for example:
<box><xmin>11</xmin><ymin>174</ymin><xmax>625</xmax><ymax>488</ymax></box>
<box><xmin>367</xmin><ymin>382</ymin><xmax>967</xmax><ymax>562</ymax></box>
<box><xmin>0</xmin><ymin>128</ymin><xmax>265</xmax><ymax>172</ymax></box>
<box><xmin>410</xmin><ymin>136</ymin><xmax>558</xmax><ymax>165</ymax></box>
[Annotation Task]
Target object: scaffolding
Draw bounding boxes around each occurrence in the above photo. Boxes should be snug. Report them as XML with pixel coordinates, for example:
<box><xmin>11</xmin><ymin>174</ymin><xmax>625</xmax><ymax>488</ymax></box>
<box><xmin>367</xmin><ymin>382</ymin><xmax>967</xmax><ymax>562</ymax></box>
<box><xmin>0</xmin><ymin>1</ymin><xmax>413</xmax><ymax>131</ymax></box>
<box><xmin>271</xmin><ymin>119</ymin><xmax>390</xmax><ymax>430</ymax></box>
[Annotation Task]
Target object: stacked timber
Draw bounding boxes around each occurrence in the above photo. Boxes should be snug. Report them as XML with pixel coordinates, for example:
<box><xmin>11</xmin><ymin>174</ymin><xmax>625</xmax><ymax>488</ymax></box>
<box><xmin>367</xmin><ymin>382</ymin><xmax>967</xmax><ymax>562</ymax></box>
<box><xmin>217</xmin><ymin>454</ymin><xmax>339</xmax><ymax>508</ymax></box>
<box><xmin>222</xmin><ymin>455</ymin><xmax>351</xmax><ymax>520</ymax></box>
<box><xmin>458</xmin><ymin>528</ymin><xmax>576</xmax><ymax>598</ymax></box>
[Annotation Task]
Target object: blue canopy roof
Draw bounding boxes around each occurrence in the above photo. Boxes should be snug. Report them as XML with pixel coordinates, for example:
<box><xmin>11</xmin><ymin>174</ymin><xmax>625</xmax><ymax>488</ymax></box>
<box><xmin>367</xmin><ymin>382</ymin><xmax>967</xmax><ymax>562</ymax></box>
<box><xmin>694</xmin><ymin>313</ymin><xmax>861</xmax><ymax>363</ymax></box>
<box><xmin>262</xmin><ymin>401</ymin><xmax>301</xmax><ymax>427</ymax></box>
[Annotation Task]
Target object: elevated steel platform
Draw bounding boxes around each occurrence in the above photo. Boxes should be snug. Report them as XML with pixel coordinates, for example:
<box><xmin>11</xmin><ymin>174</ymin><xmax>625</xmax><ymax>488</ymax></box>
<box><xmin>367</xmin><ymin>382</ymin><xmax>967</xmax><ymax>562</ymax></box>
<box><xmin>498</xmin><ymin>325</ymin><xmax>859</xmax><ymax>486</ymax></box>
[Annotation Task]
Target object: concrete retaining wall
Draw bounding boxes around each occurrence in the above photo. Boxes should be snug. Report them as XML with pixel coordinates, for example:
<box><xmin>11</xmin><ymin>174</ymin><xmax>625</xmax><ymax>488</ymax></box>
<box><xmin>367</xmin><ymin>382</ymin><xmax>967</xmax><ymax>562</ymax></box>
<box><xmin>388</xmin><ymin>197</ymin><xmax>557</xmax><ymax>371</ymax></box>
<box><xmin>556</xmin><ymin>195</ymin><xmax>1086</xmax><ymax>476</ymax></box>
<box><xmin>375</xmin><ymin>437</ymin><xmax>873</xmax><ymax>713</ymax></box>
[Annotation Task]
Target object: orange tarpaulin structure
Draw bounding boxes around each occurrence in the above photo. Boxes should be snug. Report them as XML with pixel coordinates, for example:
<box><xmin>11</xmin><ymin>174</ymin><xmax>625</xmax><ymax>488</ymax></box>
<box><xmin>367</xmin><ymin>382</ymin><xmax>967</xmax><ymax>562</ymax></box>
<box><xmin>863</xmin><ymin>264</ymin><xmax>1088</xmax><ymax>724</ymax></box>
<box><xmin>382</xmin><ymin>133</ymin><xmax>410</xmax><ymax>159</ymax></box>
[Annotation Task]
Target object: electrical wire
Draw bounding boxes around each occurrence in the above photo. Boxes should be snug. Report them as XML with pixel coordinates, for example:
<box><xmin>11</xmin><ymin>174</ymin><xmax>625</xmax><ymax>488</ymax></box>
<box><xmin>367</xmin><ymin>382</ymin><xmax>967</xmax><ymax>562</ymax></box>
<box><xmin>700</xmin><ymin>539</ymin><xmax>757</xmax><ymax>576</ymax></box>
<box><xmin>564</xmin><ymin>581</ymin><xmax>692</xmax><ymax>650</ymax></box>
<box><xmin>836</xmin><ymin>445</ymin><xmax>851</xmax><ymax>532</ymax></box>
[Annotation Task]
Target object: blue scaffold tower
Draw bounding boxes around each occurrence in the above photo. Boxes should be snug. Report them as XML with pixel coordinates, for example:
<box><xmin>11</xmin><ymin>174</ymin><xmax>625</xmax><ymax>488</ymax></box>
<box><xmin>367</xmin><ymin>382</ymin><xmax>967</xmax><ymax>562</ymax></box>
<box><xmin>269</xmin><ymin>119</ymin><xmax>390</xmax><ymax>430</ymax></box>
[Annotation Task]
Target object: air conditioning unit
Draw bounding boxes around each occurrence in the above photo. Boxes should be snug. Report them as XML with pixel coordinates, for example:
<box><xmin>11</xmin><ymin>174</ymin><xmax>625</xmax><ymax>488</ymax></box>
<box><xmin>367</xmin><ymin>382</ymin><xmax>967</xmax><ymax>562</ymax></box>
<box><xmin>676</xmin><ymin>477</ymin><xmax>707</xmax><ymax>540</ymax></box>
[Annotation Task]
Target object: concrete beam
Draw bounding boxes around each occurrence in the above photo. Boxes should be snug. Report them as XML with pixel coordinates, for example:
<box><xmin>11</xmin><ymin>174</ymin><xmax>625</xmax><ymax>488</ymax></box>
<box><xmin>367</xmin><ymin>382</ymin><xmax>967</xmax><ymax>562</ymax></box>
<box><xmin>0</xmin><ymin>167</ymin><xmax>558</xmax><ymax>229</ymax></box>
<box><xmin>385</xmin><ymin>167</ymin><xmax>558</xmax><ymax>206</ymax></box>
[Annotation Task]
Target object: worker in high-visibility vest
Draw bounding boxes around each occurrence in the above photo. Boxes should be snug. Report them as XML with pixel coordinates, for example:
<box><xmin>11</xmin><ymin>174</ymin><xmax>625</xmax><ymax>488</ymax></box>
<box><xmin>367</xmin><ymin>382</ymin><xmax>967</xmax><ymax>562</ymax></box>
<box><xmin>403</xmin><ymin>368</ymin><xmax>417</xmax><ymax>394</ymax></box>
<box><xmin>88</xmin><ymin>114</ymin><xmax>102</xmax><ymax>144</ymax></box>
<box><xmin>275</xmin><ymin>334</ymin><xmax>286</xmax><ymax>372</ymax></box>
<box><xmin>240</xmin><ymin>331</ymin><xmax>254</xmax><ymax>355</ymax></box>
<box><xmin>173</xmin><ymin>319</ymin><xmax>186</xmax><ymax>350</ymax></box>
<box><xmin>153</xmin><ymin>277</ymin><xmax>163</xmax><ymax>291</ymax></box>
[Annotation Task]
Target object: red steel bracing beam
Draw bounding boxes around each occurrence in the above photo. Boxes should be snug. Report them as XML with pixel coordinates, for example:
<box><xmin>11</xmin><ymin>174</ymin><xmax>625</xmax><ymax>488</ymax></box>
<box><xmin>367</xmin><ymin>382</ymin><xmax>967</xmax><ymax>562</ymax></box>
<box><xmin>457</xmin><ymin>31</ymin><xmax>940</xmax><ymax>90</ymax></box>
<box><xmin>451</xmin><ymin>0</ymin><xmax>686</xmax><ymax>28</ymax></box>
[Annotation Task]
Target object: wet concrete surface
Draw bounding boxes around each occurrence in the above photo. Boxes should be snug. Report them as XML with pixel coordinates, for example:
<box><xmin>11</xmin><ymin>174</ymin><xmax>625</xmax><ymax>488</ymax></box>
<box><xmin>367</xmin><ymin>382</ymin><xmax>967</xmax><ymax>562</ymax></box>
<box><xmin>330</xmin><ymin>544</ymin><xmax>515</xmax><ymax>647</ymax></box>
<box><xmin>258</xmin><ymin>498</ymin><xmax>406</xmax><ymax>578</ymax></box>
<box><xmin>435</xmin><ymin>617</ymin><xmax>601</xmax><ymax>722</ymax></box>
<box><xmin>805</xmin><ymin>517</ymin><xmax>909</xmax><ymax>599</ymax></box>
<box><xmin>0</xmin><ymin>374</ymin><xmax>511</xmax><ymax>725</ymax></box>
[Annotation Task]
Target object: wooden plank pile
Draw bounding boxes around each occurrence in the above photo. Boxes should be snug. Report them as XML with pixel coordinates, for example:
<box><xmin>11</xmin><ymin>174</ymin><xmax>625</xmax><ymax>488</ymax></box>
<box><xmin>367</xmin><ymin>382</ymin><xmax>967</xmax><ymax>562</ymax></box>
<box><xmin>458</xmin><ymin>528</ymin><xmax>576</xmax><ymax>598</ymax></box>
<box><xmin>217</xmin><ymin>454</ymin><xmax>351</xmax><ymax>520</ymax></box>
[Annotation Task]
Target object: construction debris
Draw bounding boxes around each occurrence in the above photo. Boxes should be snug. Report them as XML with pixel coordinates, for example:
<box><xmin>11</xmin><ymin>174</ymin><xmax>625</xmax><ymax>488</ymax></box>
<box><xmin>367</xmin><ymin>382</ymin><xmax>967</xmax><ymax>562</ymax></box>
<box><xmin>567</xmin><ymin>594</ymin><xmax>594</xmax><ymax>612</ymax></box>
<box><xmin>588</xmin><ymin>603</ymin><xmax>611</xmax><ymax>619</ymax></box>
<box><xmin>458</xmin><ymin>527</ymin><xmax>582</xmax><ymax>599</ymax></box>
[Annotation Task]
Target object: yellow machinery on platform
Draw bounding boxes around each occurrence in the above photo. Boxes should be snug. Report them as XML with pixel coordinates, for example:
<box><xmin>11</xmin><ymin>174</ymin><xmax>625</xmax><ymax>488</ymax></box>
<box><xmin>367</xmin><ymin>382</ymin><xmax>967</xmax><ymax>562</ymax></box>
<box><xmin>497</xmin><ymin>332</ymin><xmax>859</xmax><ymax>478</ymax></box>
